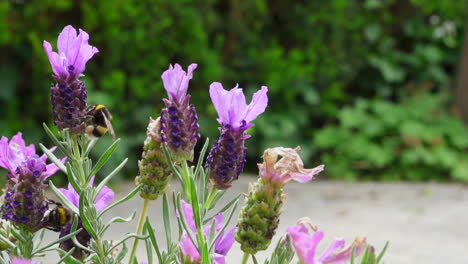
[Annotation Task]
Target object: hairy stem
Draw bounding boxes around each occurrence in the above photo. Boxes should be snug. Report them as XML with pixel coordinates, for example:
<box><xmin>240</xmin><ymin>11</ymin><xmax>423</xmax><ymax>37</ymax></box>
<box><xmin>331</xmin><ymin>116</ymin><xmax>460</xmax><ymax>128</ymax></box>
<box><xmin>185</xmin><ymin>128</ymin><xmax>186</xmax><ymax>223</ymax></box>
<box><xmin>241</xmin><ymin>253</ymin><xmax>250</xmax><ymax>264</ymax></box>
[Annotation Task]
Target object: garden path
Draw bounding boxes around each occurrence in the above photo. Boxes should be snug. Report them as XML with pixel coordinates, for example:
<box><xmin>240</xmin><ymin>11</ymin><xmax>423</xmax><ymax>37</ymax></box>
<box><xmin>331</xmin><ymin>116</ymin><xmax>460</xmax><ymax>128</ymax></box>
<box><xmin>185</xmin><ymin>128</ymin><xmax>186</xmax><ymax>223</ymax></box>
<box><xmin>42</xmin><ymin>177</ymin><xmax>468</xmax><ymax>263</ymax></box>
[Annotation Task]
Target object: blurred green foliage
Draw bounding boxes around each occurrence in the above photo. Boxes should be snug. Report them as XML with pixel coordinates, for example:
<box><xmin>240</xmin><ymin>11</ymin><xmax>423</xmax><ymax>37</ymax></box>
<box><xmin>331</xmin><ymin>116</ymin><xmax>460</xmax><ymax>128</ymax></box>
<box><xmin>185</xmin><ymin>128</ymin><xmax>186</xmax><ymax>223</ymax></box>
<box><xmin>314</xmin><ymin>93</ymin><xmax>468</xmax><ymax>181</ymax></box>
<box><xmin>1</xmin><ymin>0</ymin><xmax>468</xmax><ymax>180</ymax></box>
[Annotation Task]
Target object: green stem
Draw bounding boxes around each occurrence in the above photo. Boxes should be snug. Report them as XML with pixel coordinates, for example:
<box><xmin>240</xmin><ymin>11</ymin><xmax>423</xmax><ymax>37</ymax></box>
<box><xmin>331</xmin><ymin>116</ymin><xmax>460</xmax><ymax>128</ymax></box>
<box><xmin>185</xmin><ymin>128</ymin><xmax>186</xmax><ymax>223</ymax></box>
<box><xmin>241</xmin><ymin>253</ymin><xmax>250</xmax><ymax>264</ymax></box>
<box><xmin>181</xmin><ymin>160</ymin><xmax>191</xmax><ymax>199</ymax></box>
<box><xmin>128</xmin><ymin>199</ymin><xmax>150</xmax><ymax>264</ymax></box>
<box><xmin>204</xmin><ymin>187</ymin><xmax>217</xmax><ymax>209</ymax></box>
<box><xmin>72</xmin><ymin>135</ymin><xmax>87</xmax><ymax>187</ymax></box>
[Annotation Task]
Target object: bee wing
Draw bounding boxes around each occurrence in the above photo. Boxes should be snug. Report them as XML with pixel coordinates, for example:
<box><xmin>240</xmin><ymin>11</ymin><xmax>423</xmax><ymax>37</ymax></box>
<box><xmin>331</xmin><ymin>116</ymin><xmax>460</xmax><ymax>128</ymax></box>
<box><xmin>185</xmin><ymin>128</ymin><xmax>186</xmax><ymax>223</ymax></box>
<box><xmin>102</xmin><ymin>111</ymin><xmax>116</xmax><ymax>140</ymax></box>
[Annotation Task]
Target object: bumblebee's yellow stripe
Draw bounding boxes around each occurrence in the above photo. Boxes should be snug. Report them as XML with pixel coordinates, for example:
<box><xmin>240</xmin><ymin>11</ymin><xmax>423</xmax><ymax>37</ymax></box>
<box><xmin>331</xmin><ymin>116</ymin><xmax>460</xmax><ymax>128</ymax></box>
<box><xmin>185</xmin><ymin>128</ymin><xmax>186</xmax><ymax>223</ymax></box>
<box><xmin>96</xmin><ymin>126</ymin><xmax>108</xmax><ymax>135</ymax></box>
<box><xmin>95</xmin><ymin>104</ymin><xmax>106</xmax><ymax>110</ymax></box>
<box><xmin>58</xmin><ymin>208</ymin><xmax>68</xmax><ymax>225</ymax></box>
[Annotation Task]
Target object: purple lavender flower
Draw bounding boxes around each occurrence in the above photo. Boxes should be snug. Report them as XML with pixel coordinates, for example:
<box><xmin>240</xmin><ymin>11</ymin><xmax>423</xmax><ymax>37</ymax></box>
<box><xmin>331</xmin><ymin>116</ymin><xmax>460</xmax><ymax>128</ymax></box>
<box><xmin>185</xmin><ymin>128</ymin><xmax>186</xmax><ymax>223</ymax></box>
<box><xmin>160</xmin><ymin>63</ymin><xmax>200</xmax><ymax>161</ymax></box>
<box><xmin>0</xmin><ymin>133</ymin><xmax>63</xmax><ymax>231</ymax></box>
<box><xmin>178</xmin><ymin>200</ymin><xmax>236</xmax><ymax>263</ymax></box>
<box><xmin>58</xmin><ymin>177</ymin><xmax>114</xmax><ymax>259</ymax></box>
<box><xmin>287</xmin><ymin>219</ymin><xmax>367</xmax><ymax>264</ymax></box>
<box><xmin>11</xmin><ymin>257</ymin><xmax>37</xmax><ymax>264</ymax></box>
<box><xmin>59</xmin><ymin>176</ymin><xmax>114</xmax><ymax>211</ymax></box>
<box><xmin>205</xmin><ymin>83</ymin><xmax>268</xmax><ymax>189</ymax></box>
<box><xmin>0</xmin><ymin>132</ymin><xmax>62</xmax><ymax>178</ymax></box>
<box><xmin>43</xmin><ymin>25</ymin><xmax>99</xmax><ymax>133</ymax></box>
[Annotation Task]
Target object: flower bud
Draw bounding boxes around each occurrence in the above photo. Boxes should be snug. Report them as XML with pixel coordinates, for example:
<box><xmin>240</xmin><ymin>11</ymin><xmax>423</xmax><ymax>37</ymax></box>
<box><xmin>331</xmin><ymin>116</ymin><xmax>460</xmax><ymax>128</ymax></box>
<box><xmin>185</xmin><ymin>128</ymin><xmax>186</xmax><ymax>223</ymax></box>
<box><xmin>235</xmin><ymin>178</ymin><xmax>284</xmax><ymax>254</ymax></box>
<box><xmin>135</xmin><ymin>117</ymin><xmax>173</xmax><ymax>200</ymax></box>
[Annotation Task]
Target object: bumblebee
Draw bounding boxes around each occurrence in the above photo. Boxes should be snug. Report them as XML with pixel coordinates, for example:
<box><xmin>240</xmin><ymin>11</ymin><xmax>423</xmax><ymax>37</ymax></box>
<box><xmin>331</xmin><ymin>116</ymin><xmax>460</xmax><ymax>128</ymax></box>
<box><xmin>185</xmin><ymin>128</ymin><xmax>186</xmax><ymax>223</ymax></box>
<box><xmin>85</xmin><ymin>104</ymin><xmax>116</xmax><ymax>140</ymax></box>
<box><xmin>42</xmin><ymin>200</ymin><xmax>73</xmax><ymax>232</ymax></box>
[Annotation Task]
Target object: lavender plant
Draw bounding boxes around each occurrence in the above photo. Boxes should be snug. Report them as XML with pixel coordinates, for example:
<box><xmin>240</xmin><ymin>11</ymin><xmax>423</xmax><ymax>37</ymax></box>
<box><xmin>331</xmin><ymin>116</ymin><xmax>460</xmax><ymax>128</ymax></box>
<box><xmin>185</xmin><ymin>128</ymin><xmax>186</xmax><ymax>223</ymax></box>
<box><xmin>0</xmin><ymin>25</ymin><xmax>388</xmax><ymax>264</ymax></box>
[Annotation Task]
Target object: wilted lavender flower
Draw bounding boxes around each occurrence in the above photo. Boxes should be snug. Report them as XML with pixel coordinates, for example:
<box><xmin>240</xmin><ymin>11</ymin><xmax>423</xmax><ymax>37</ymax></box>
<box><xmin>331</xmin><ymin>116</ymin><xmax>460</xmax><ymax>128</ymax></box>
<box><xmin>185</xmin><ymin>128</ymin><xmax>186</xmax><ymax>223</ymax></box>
<box><xmin>205</xmin><ymin>83</ymin><xmax>268</xmax><ymax>189</ymax></box>
<box><xmin>259</xmin><ymin>147</ymin><xmax>324</xmax><ymax>187</ymax></box>
<box><xmin>0</xmin><ymin>133</ymin><xmax>62</xmax><ymax>231</ymax></box>
<box><xmin>178</xmin><ymin>200</ymin><xmax>236</xmax><ymax>264</ymax></box>
<box><xmin>58</xmin><ymin>177</ymin><xmax>114</xmax><ymax>259</ymax></box>
<box><xmin>160</xmin><ymin>63</ymin><xmax>200</xmax><ymax>161</ymax></box>
<box><xmin>236</xmin><ymin>146</ymin><xmax>322</xmax><ymax>254</ymax></box>
<box><xmin>43</xmin><ymin>25</ymin><xmax>99</xmax><ymax>133</ymax></box>
<box><xmin>287</xmin><ymin>219</ymin><xmax>367</xmax><ymax>264</ymax></box>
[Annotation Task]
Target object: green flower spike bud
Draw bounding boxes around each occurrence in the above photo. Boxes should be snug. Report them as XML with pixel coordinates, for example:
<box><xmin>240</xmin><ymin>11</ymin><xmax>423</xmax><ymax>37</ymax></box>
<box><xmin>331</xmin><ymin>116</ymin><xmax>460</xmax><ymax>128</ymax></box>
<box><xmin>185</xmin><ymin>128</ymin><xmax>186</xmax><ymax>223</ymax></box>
<box><xmin>135</xmin><ymin>117</ymin><xmax>173</xmax><ymax>200</ymax></box>
<box><xmin>235</xmin><ymin>147</ymin><xmax>324</xmax><ymax>254</ymax></box>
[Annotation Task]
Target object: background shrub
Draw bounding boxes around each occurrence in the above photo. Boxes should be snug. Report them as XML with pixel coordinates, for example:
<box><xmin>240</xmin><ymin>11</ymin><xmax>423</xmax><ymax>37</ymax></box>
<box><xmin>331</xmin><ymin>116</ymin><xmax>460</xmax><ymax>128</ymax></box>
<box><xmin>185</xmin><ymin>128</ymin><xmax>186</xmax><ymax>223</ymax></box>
<box><xmin>1</xmin><ymin>0</ymin><xmax>468</xmax><ymax>180</ymax></box>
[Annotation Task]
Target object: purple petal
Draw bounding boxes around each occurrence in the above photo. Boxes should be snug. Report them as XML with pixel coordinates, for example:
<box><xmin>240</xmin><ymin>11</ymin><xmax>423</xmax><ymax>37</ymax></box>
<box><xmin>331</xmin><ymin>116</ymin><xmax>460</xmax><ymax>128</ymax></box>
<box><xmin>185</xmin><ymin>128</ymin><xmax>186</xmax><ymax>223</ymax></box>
<box><xmin>43</xmin><ymin>40</ymin><xmax>67</xmax><ymax>77</ymax></box>
<box><xmin>0</xmin><ymin>136</ymin><xmax>12</xmax><ymax>171</ymax></box>
<box><xmin>215</xmin><ymin>227</ymin><xmax>237</xmax><ymax>256</ymax></box>
<box><xmin>180</xmin><ymin>200</ymin><xmax>197</xmax><ymax>232</ymax></box>
<box><xmin>94</xmin><ymin>185</ymin><xmax>114</xmax><ymax>211</ymax></box>
<box><xmin>291</xmin><ymin>164</ymin><xmax>325</xmax><ymax>184</ymax></box>
<box><xmin>161</xmin><ymin>63</ymin><xmax>197</xmax><ymax>102</ymax></box>
<box><xmin>209</xmin><ymin>82</ymin><xmax>231</xmax><ymax>125</ymax></box>
<box><xmin>11</xmin><ymin>257</ymin><xmax>36</xmax><ymax>264</ymax></box>
<box><xmin>317</xmin><ymin>237</ymin><xmax>346</xmax><ymax>262</ymax></box>
<box><xmin>57</xmin><ymin>25</ymin><xmax>78</xmax><ymax>56</ymax></box>
<box><xmin>179</xmin><ymin>233</ymin><xmax>201</xmax><ymax>261</ymax></box>
<box><xmin>244</xmin><ymin>86</ymin><xmax>268</xmax><ymax>123</ymax></box>
<box><xmin>214</xmin><ymin>253</ymin><xmax>226</xmax><ymax>264</ymax></box>
<box><xmin>59</xmin><ymin>183</ymin><xmax>79</xmax><ymax>208</ymax></box>
<box><xmin>287</xmin><ymin>226</ymin><xmax>324</xmax><ymax>264</ymax></box>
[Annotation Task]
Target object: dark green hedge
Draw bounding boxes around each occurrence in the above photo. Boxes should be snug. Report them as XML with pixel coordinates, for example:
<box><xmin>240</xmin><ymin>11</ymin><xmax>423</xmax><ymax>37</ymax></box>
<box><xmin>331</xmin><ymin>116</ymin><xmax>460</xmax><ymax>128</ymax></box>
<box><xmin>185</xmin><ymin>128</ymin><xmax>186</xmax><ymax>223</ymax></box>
<box><xmin>1</xmin><ymin>0</ymin><xmax>467</xmax><ymax>179</ymax></box>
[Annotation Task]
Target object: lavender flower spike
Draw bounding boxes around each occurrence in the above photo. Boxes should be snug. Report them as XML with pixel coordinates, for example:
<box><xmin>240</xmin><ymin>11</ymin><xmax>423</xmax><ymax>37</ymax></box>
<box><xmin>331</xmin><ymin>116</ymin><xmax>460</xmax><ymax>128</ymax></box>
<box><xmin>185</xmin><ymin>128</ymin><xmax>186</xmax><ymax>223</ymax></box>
<box><xmin>0</xmin><ymin>133</ymin><xmax>64</xmax><ymax>231</ymax></box>
<box><xmin>206</xmin><ymin>82</ymin><xmax>268</xmax><ymax>189</ymax></box>
<box><xmin>43</xmin><ymin>25</ymin><xmax>99</xmax><ymax>133</ymax></box>
<box><xmin>160</xmin><ymin>63</ymin><xmax>200</xmax><ymax>161</ymax></box>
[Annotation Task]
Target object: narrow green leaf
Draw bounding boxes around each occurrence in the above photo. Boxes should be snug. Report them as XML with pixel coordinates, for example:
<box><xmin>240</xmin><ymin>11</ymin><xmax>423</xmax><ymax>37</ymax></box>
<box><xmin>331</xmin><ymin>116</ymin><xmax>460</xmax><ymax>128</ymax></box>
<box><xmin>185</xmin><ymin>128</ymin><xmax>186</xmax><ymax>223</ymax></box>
<box><xmin>176</xmin><ymin>195</ymin><xmax>199</xmax><ymax>249</ymax></box>
<box><xmin>66</xmin><ymin>162</ymin><xmax>82</xmax><ymax>195</ymax></box>
<box><xmin>252</xmin><ymin>254</ymin><xmax>259</xmax><ymax>264</ymax></box>
<box><xmin>78</xmin><ymin>191</ymin><xmax>99</xmax><ymax>240</ymax></box>
<box><xmin>33</xmin><ymin>228</ymin><xmax>82</xmax><ymax>255</ymax></box>
<box><xmin>100</xmin><ymin>211</ymin><xmax>137</xmax><ymax>237</ymax></box>
<box><xmin>145</xmin><ymin>218</ymin><xmax>162</xmax><ymax>263</ymax></box>
<box><xmin>162</xmin><ymin>194</ymin><xmax>172</xmax><ymax>249</ymax></box>
<box><xmin>0</xmin><ymin>234</ymin><xmax>15</xmax><ymax>249</ymax></box>
<box><xmin>208</xmin><ymin>199</ymin><xmax>238</xmax><ymax>252</ymax></box>
<box><xmin>94</xmin><ymin>157</ymin><xmax>128</xmax><ymax>200</ymax></box>
<box><xmin>204</xmin><ymin>194</ymin><xmax>240</xmax><ymax>225</ymax></box>
<box><xmin>376</xmin><ymin>241</ymin><xmax>389</xmax><ymax>263</ymax></box>
<box><xmin>114</xmin><ymin>243</ymin><xmax>128</xmax><ymax>263</ymax></box>
<box><xmin>107</xmin><ymin>233</ymin><xmax>149</xmax><ymax>255</ymax></box>
<box><xmin>42</xmin><ymin>123</ymin><xmax>72</xmax><ymax>157</ymax></box>
<box><xmin>84</xmin><ymin>138</ymin><xmax>97</xmax><ymax>156</ymax></box>
<box><xmin>49</xmin><ymin>181</ymin><xmax>79</xmax><ymax>214</ymax></box>
<box><xmin>39</xmin><ymin>143</ymin><xmax>67</xmax><ymax>173</ymax></box>
<box><xmin>144</xmin><ymin>228</ymin><xmax>153</xmax><ymax>264</ymax></box>
<box><xmin>194</xmin><ymin>138</ymin><xmax>209</xmax><ymax>179</ymax></box>
<box><xmin>56</xmin><ymin>248</ymin><xmax>77</xmax><ymax>264</ymax></box>
<box><xmin>87</xmin><ymin>139</ymin><xmax>121</xmax><ymax>180</ymax></box>
<box><xmin>99</xmin><ymin>185</ymin><xmax>141</xmax><ymax>217</ymax></box>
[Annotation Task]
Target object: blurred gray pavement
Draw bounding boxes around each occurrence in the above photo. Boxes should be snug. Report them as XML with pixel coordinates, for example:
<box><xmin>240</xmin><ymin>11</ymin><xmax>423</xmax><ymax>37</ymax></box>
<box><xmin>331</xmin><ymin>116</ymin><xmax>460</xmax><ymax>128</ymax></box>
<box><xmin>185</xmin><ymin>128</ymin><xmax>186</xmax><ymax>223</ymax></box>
<box><xmin>40</xmin><ymin>177</ymin><xmax>468</xmax><ymax>263</ymax></box>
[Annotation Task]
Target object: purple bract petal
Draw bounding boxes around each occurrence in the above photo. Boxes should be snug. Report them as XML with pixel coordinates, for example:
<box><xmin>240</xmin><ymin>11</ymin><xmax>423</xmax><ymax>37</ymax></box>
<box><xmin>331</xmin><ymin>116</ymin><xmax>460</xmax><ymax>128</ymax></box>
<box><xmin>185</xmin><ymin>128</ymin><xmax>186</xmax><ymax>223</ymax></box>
<box><xmin>209</xmin><ymin>82</ymin><xmax>268</xmax><ymax>129</ymax></box>
<box><xmin>287</xmin><ymin>222</ymin><xmax>367</xmax><ymax>264</ymax></box>
<box><xmin>43</xmin><ymin>25</ymin><xmax>99</xmax><ymax>80</ymax></box>
<box><xmin>0</xmin><ymin>133</ymin><xmax>62</xmax><ymax>179</ymax></box>
<box><xmin>11</xmin><ymin>257</ymin><xmax>36</xmax><ymax>264</ymax></box>
<box><xmin>161</xmin><ymin>63</ymin><xmax>197</xmax><ymax>103</ymax></box>
<box><xmin>59</xmin><ymin>176</ymin><xmax>114</xmax><ymax>211</ymax></box>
